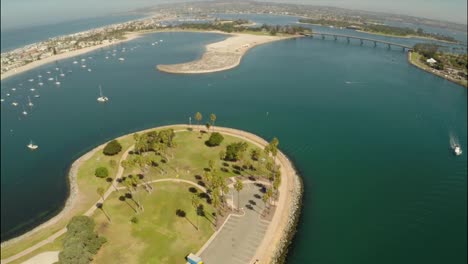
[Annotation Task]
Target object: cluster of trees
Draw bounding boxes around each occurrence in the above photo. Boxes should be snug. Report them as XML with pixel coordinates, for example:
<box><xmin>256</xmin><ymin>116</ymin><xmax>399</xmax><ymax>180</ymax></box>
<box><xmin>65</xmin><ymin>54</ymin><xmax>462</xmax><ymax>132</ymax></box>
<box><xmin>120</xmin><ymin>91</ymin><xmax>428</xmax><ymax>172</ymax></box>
<box><xmin>134</xmin><ymin>129</ymin><xmax>176</xmax><ymax>154</ymax></box>
<box><xmin>177</xmin><ymin>22</ymin><xmax>310</xmax><ymax>35</ymax></box>
<box><xmin>193</xmin><ymin>112</ymin><xmax>217</xmax><ymax>131</ymax></box>
<box><xmin>299</xmin><ymin>19</ymin><xmax>456</xmax><ymax>42</ymax></box>
<box><xmin>95</xmin><ymin>167</ymin><xmax>109</xmax><ymax>178</ymax></box>
<box><xmin>103</xmin><ymin>140</ymin><xmax>122</xmax><ymax>156</ymax></box>
<box><xmin>223</xmin><ymin>142</ymin><xmax>248</xmax><ymax>161</ymax></box>
<box><xmin>57</xmin><ymin>216</ymin><xmax>106</xmax><ymax>264</ymax></box>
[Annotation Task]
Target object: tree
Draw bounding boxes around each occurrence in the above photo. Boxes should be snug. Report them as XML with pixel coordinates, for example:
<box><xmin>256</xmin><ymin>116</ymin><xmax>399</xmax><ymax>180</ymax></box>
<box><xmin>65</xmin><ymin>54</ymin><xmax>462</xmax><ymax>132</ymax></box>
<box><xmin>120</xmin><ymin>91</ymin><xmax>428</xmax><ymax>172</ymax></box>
<box><xmin>210</xmin><ymin>113</ymin><xmax>217</xmax><ymax>130</ymax></box>
<box><xmin>195</xmin><ymin>112</ymin><xmax>202</xmax><ymax>129</ymax></box>
<box><xmin>234</xmin><ymin>179</ymin><xmax>244</xmax><ymax>212</ymax></box>
<box><xmin>95</xmin><ymin>167</ymin><xmax>109</xmax><ymax>178</ymax></box>
<box><xmin>206</xmin><ymin>132</ymin><xmax>224</xmax><ymax>147</ymax></box>
<box><xmin>224</xmin><ymin>142</ymin><xmax>248</xmax><ymax>161</ymax></box>
<box><xmin>219</xmin><ymin>150</ymin><xmax>226</xmax><ymax>160</ymax></box>
<box><xmin>192</xmin><ymin>195</ymin><xmax>201</xmax><ymax>230</ymax></box>
<box><xmin>103</xmin><ymin>140</ymin><xmax>122</xmax><ymax>156</ymax></box>
<box><xmin>262</xmin><ymin>193</ymin><xmax>269</xmax><ymax>216</ymax></box>
<box><xmin>205</xmin><ymin>122</ymin><xmax>211</xmax><ymax>131</ymax></box>
<box><xmin>97</xmin><ymin>187</ymin><xmax>105</xmax><ymax>203</ymax></box>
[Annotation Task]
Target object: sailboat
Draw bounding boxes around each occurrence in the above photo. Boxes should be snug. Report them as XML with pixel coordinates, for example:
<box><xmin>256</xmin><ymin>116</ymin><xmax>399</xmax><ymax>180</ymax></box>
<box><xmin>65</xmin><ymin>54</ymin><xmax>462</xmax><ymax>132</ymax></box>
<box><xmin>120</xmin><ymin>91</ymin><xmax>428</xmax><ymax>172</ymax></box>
<box><xmin>38</xmin><ymin>77</ymin><xmax>44</xmax><ymax>86</ymax></box>
<box><xmin>27</xmin><ymin>140</ymin><xmax>38</xmax><ymax>150</ymax></box>
<box><xmin>55</xmin><ymin>76</ymin><xmax>61</xmax><ymax>85</ymax></box>
<box><xmin>28</xmin><ymin>96</ymin><xmax>34</xmax><ymax>107</ymax></box>
<box><xmin>97</xmin><ymin>85</ymin><xmax>109</xmax><ymax>102</ymax></box>
<box><xmin>30</xmin><ymin>88</ymin><xmax>36</xmax><ymax>92</ymax></box>
<box><xmin>48</xmin><ymin>76</ymin><xmax>54</xmax><ymax>81</ymax></box>
<box><xmin>118</xmin><ymin>57</ymin><xmax>125</xmax><ymax>61</ymax></box>
<box><xmin>60</xmin><ymin>69</ymin><xmax>65</xmax><ymax>77</ymax></box>
<box><xmin>12</xmin><ymin>102</ymin><xmax>18</xmax><ymax>106</ymax></box>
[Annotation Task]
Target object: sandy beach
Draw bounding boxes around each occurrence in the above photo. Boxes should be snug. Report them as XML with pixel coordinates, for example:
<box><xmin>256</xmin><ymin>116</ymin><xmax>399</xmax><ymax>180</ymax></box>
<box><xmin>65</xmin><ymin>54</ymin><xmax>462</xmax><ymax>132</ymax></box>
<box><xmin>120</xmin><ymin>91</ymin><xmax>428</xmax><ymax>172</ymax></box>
<box><xmin>0</xmin><ymin>33</ymin><xmax>141</xmax><ymax>81</ymax></box>
<box><xmin>157</xmin><ymin>33</ymin><xmax>301</xmax><ymax>74</ymax></box>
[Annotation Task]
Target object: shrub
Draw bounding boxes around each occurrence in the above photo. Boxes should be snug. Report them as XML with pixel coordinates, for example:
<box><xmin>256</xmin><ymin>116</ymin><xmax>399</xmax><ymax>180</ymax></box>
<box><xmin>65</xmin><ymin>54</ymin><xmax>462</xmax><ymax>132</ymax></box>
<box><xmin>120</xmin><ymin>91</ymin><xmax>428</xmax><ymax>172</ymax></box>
<box><xmin>131</xmin><ymin>216</ymin><xmax>139</xmax><ymax>224</ymax></box>
<box><xmin>95</xmin><ymin>167</ymin><xmax>109</xmax><ymax>178</ymax></box>
<box><xmin>103</xmin><ymin>140</ymin><xmax>122</xmax><ymax>156</ymax></box>
<box><xmin>58</xmin><ymin>216</ymin><xmax>106</xmax><ymax>264</ymax></box>
<box><xmin>206</xmin><ymin>132</ymin><xmax>224</xmax><ymax>147</ymax></box>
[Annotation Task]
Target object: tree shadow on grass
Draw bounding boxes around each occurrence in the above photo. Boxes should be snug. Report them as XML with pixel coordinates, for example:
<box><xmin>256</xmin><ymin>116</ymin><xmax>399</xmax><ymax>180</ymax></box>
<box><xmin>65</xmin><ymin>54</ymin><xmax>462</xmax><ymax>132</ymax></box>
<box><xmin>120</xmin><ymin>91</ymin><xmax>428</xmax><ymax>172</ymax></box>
<box><xmin>119</xmin><ymin>195</ymin><xmax>137</xmax><ymax>213</ymax></box>
<box><xmin>96</xmin><ymin>202</ymin><xmax>111</xmax><ymax>222</ymax></box>
<box><xmin>176</xmin><ymin>209</ymin><xmax>197</xmax><ymax>230</ymax></box>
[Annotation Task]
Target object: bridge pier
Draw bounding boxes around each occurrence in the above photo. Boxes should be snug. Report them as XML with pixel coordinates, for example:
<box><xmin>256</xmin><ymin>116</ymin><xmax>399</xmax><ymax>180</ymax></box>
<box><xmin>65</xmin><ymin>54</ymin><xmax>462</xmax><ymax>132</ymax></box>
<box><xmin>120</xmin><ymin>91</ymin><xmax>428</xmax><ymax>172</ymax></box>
<box><xmin>387</xmin><ymin>44</ymin><xmax>391</xmax><ymax>49</ymax></box>
<box><xmin>360</xmin><ymin>39</ymin><xmax>363</xmax><ymax>46</ymax></box>
<box><xmin>374</xmin><ymin>41</ymin><xmax>377</xmax><ymax>47</ymax></box>
<box><xmin>333</xmin><ymin>35</ymin><xmax>337</xmax><ymax>41</ymax></box>
<box><xmin>321</xmin><ymin>34</ymin><xmax>325</xmax><ymax>40</ymax></box>
<box><xmin>402</xmin><ymin>47</ymin><xmax>406</xmax><ymax>52</ymax></box>
<box><xmin>346</xmin><ymin>37</ymin><xmax>350</xmax><ymax>43</ymax></box>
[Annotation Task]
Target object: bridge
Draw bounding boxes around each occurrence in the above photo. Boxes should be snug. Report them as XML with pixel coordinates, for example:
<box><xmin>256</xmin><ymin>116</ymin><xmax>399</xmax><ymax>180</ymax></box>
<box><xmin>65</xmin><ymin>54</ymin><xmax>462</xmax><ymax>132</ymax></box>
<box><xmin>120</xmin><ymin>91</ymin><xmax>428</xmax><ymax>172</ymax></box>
<box><xmin>301</xmin><ymin>32</ymin><xmax>413</xmax><ymax>51</ymax></box>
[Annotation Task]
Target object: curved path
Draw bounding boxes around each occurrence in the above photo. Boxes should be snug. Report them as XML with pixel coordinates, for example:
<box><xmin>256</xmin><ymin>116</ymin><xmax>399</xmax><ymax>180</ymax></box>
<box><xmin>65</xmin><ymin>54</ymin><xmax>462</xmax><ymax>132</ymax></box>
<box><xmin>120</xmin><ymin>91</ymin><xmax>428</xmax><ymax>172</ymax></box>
<box><xmin>2</xmin><ymin>125</ymin><xmax>300</xmax><ymax>264</ymax></box>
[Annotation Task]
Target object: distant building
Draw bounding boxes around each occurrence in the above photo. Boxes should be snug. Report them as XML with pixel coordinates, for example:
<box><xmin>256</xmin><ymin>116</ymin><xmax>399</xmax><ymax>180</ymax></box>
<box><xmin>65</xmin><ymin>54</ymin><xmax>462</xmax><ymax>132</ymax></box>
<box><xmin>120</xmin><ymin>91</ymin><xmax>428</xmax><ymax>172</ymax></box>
<box><xmin>426</xmin><ymin>58</ymin><xmax>437</xmax><ymax>64</ymax></box>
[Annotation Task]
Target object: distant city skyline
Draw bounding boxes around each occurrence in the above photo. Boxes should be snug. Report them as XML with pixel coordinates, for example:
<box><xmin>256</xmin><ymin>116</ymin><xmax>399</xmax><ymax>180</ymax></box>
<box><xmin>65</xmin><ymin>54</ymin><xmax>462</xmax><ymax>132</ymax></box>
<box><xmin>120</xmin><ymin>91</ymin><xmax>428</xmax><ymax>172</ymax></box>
<box><xmin>1</xmin><ymin>0</ymin><xmax>467</xmax><ymax>30</ymax></box>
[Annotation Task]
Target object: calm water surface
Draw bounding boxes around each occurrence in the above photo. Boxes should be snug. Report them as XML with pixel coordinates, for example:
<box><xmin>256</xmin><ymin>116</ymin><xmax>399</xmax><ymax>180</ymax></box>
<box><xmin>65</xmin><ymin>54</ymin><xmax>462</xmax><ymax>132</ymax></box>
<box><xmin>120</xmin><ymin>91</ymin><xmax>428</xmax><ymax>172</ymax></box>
<box><xmin>1</xmin><ymin>31</ymin><xmax>466</xmax><ymax>264</ymax></box>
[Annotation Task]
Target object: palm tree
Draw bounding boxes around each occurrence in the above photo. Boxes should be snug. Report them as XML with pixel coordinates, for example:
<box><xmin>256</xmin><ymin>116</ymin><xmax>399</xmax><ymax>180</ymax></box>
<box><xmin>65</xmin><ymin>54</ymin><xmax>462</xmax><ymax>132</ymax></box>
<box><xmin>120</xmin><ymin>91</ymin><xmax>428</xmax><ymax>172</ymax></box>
<box><xmin>210</xmin><ymin>113</ymin><xmax>216</xmax><ymax>131</ymax></box>
<box><xmin>195</xmin><ymin>112</ymin><xmax>202</xmax><ymax>130</ymax></box>
<box><xmin>97</xmin><ymin>187</ymin><xmax>111</xmax><ymax>222</ymax></box>
<box><xmin>262</xmin><ymin>193</ymin><xmax>269</xmax><ymax>216</ymax></box>
<box><xmin>192</xmin><ymin>195</ymin><xmax>201</xmax><ymax>230</ymax></box>
<box><xmin>234</xmin><ymin>178</ymin><xmax>243</xmax><ymax>212</ymax></box>
<box><xmin>211</xmin><ymin>187</ymin><xmax>221</xmax><ymax>226</ymax></box>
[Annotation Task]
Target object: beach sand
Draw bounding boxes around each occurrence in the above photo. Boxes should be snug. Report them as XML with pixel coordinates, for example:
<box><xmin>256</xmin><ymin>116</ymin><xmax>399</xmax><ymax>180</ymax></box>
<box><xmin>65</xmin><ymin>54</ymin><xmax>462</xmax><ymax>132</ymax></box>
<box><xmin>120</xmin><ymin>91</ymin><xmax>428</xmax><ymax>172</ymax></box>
<box><xmin>157</xmin><ymin>33</ymin><xmax>300</xmax><ymax>74</ymax></box>
<box><xmin>0</xmin><ymin>33</ymin><xmax>141</xmax><ymax>81</ymax></box>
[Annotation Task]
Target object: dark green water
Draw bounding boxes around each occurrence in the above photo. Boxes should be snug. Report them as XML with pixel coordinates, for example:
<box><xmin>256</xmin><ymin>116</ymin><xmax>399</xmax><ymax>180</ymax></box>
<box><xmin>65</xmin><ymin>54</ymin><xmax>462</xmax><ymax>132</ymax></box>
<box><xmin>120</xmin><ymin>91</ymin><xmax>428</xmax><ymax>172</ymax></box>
<box><xmin>1</xmin><ymin>32</ymin><xmax>466</xmax><ymax>263</ymax></box>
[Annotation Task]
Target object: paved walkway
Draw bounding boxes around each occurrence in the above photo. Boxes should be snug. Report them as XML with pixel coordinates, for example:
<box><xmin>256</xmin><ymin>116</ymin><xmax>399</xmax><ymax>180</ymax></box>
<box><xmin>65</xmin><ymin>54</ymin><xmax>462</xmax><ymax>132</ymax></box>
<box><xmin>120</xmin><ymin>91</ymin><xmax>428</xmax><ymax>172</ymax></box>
<box><xmin>199</xmin><ymin>183</ymin><xmax>270</xmax><ymax>264</ymax></box>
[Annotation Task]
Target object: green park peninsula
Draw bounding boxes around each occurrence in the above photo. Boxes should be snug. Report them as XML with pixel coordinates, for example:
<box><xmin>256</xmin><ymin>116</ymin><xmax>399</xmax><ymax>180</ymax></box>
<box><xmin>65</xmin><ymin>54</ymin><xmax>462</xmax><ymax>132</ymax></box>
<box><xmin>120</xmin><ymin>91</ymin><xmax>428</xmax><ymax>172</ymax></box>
<box><xmin>298</xmin><ymin>18</ymin><xmax>459</xmax><ymax>43</ymax></box>
<box><xmin>1</xmin><ymin>119</ymin><xmax>302</xmax><ymax>264</ymax></box>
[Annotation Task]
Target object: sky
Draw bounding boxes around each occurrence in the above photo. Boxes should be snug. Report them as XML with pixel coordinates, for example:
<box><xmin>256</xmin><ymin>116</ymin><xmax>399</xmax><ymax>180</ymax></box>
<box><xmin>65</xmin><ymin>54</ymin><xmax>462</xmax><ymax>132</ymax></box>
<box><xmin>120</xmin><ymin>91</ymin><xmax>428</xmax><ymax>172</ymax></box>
<box><xmin>1</xmin><ymin>0</ymin><xmax>467</xmax><ymax>30</ymax></box>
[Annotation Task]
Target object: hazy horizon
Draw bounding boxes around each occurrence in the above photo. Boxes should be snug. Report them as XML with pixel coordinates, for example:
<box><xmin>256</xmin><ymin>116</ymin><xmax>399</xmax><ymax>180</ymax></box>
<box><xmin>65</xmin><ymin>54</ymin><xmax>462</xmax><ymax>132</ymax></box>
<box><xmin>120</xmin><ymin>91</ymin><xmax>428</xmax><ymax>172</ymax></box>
<box><xmin>1</xmin><ymin>0</ymin><xmax>467</xmax><ymax>30</ymax></box>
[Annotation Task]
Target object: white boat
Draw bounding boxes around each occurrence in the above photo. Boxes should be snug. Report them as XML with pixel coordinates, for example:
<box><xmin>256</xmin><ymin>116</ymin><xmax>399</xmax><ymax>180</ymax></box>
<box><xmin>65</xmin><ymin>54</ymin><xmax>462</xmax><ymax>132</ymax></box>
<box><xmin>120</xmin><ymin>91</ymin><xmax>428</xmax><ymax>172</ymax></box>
<box><xmin>46</xmin><ymin>71</ymin><xmax>51</xmax><ymax>74</ymax></box>
<box><xmin>28</xmin><ymin>96</ymin><xmax>34</xmax><ymax>107</ymax></box>
<box><xmin>88</xmin><ymin>68</ymin><xmax>92</xmax><ymax>72</ymax></box>
<box><xmin>160</xmin><ymin>39</ymin><xmax>163</xmax><ymax>42</ymax></box>
<box><xmin>34</xmin><ymin>94</ymin><xmax>40</xmax><ymax>98</ymax></box>
<box><xmin>55</xmin><ymin>76</ymin><xmax>61</xmax><ymax>85</ymax></box>
<box><xmin>454</xmin><ymin>145</ymin><xmax>462</xmax><ymax>156</ymax></box>
<box><xmin>22</xmin><ymin>106</ymin><xmax>28</xmax><ymax>115</ymax></box>
<box><xmin>48</xmin><ymin>77</ymin><xmax>54</xmax><ymax>81</ymax></box>
<box><xmin>12</xmin><ymin>102</ymin><xmax>18</xmax><ymax>106</ymax></box>
<box><xmin>97</xmin><ymin>85</ymin><xmax>109</xmax><ymax>103</ymax></box>
<box><xmin>67</xmin><ymin>70</ymin><xmax>73</xmax><ymax>73</ymax></box>
<box><xmin>11</xmin><ymin>88</ymin><xmax>16</xmax><ymax>91</ymax></box>
<box><xmin>6</xmin><ymin>93</ymin><xmax>10</xmax><ymax>97</ymax></box>
<box><xmin>38</xmin><ymin>74</ymin><xmax>42</xmax><ymax>78</ymax></box>
<box><xmin>0</xmin><ymin>99</ymin><xmax>4</xmax><ymax>102</ymax></box>
<box><xmin>73</xmin><ymin>61</ymin><xmax>78</xmax><ymax>64</ymax></box>
<box><xmin>105</xmin><ymin>56</ymin><xmax>109</xmax><ymax>59</ymax></box>
<box><xmin>30</xmin><ymin>88</ymin><xmax>36</xmax><ymax>92</ymax></box>
<box><xmin>81</xmin><ymin>58</ymin><xmax>86</xmax><ymax>62</ymax></box>
<box><xmin>38</xmin><ymin>82</ymin><xmax>44</xmax><ymax>86</ymax></box>
<box><xmin>27</xmin><ymin>140</ymin><xmax>38</xmax><ymax>150</ymax></box>
<box><xmin>28</xmin><ymin>78</ymin><xmax>34</xmax><ymax>82</ymax></box>
<box><xmin>118</xmin><ymin>57</ymin><xmax>125</xmax><ymax>61</ymax></box>
<box><xmin>55</xmin><ymin>67</ymin><xmax>59</xmax><ymax>71</ymax></box>
<box><xmin>60</xmin><ymin>69</ymin><xmax>65</xmax><ymax>77</ymax></box>
<box><xmin>81</xmin><ymin>64</ymin><xmax>87</xmax><ymax>68</ymax></box>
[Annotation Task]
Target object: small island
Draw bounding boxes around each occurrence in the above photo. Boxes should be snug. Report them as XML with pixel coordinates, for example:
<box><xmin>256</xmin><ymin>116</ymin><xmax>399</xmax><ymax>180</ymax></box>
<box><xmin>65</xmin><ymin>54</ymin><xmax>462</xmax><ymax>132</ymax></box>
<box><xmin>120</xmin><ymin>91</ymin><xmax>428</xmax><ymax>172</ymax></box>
<box><xmin>1</xmin><ymin>119</ymin><xmax>302</xmax><ymax>264</ymax></box>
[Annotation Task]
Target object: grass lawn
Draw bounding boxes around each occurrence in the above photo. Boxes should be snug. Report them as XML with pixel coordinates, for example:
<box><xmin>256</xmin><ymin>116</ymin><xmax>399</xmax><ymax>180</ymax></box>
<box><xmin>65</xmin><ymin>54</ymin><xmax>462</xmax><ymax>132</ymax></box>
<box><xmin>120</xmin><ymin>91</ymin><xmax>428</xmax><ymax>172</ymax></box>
<box><xmin>92</xmin><ymin>182</ymin><xmax>214</xmax><ymax>264</ymax></box>
<box><xmin>123</xmin><ymin>130</ymin><xmax>271</xmax><ymax>184</ymax></box>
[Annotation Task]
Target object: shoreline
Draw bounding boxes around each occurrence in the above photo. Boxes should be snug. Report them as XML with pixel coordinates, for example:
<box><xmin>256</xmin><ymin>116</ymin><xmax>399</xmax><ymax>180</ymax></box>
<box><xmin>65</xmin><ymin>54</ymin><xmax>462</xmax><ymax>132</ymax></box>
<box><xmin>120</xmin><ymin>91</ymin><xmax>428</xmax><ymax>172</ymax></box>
<box><xmin>156</xmin><ymin>33</ymin><xmax>301</xmax><ymax>74</ymax></box>
<box><xmin>1</xmin><ymin>125</ymin><xmax>302</xmax><ymax>264</ymax></box>
<box><xmin>0</xmin><ymin>32</ymin><xmax>141</xmax><ymax>81</ymax></box>
<box><xmin>407</xmin><ymin>51</ymin><xmax>467</xmax><ymax>88</ymax></box>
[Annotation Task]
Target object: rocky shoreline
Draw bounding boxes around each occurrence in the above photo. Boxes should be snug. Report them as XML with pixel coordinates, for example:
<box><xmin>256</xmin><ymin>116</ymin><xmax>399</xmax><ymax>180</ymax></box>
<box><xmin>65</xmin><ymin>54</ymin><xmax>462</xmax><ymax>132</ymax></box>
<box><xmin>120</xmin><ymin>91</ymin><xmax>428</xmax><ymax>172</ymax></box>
<box><xmin>271</xmin><ymin>158</ymin><xmax>304</xmax><ymax>264</ymax></box>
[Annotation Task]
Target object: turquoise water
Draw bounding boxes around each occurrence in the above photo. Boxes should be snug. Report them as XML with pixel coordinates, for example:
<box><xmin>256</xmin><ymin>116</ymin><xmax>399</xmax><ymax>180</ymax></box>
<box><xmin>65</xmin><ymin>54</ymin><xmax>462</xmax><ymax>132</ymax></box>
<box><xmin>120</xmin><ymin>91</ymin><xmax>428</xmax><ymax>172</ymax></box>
<box><xmin>1</xmin><ymin>32</ymin><xmax>466</xmax><ymax>263</ymax></box>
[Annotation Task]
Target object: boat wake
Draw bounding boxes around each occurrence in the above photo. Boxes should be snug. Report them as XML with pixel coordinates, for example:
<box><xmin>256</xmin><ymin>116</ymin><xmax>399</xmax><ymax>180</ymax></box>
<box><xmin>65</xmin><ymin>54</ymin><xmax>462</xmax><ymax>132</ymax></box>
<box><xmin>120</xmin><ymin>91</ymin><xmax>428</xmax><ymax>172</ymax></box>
<box><xmin>449</xmin><ymin>132</ymin><xmax>462</xmax><ymax>156</ymax></box>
